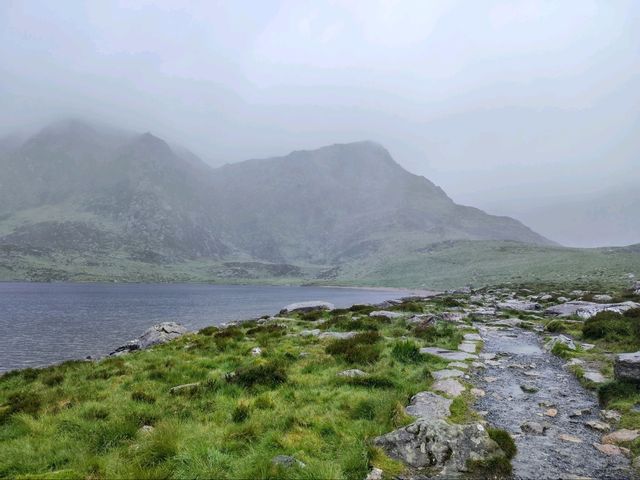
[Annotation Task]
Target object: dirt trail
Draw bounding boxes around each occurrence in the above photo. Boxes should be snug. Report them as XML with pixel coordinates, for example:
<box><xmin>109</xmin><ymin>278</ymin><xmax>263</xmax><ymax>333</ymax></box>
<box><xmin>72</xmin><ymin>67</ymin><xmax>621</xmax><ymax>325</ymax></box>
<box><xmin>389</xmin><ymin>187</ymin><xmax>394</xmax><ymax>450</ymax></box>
<box><xmin>473</xmin><ymin>324</ymin><xmax>635</xmax><ymax>480</ymax></box>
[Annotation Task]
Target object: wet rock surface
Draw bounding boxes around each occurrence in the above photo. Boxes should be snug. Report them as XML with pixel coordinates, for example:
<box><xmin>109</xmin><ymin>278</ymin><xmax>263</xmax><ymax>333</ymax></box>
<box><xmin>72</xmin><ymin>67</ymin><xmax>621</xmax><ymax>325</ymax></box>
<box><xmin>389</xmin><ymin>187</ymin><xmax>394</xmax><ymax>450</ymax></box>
<box><xmin>474</xmin><ymin>325</ymin><xmax>634</xmax><ymax>479</ymax></box>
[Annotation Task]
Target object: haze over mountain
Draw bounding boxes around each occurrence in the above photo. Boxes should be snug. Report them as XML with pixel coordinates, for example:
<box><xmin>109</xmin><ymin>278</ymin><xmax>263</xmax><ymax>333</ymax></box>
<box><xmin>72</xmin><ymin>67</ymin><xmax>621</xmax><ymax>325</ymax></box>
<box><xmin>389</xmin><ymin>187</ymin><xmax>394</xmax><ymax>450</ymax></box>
<box><xmin>0</xmin><ymin>119</ymin><xmax>553</xmax><ymax>277</ymax></box>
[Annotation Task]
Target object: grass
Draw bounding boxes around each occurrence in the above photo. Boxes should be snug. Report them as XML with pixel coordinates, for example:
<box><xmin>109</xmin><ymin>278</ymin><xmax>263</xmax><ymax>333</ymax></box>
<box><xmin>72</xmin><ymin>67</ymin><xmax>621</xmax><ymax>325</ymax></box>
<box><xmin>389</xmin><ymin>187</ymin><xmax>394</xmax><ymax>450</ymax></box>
<box><xmin>0</xmin><ymin>298</ymin><xmax>468</xmax><ymax>479</ymax></box>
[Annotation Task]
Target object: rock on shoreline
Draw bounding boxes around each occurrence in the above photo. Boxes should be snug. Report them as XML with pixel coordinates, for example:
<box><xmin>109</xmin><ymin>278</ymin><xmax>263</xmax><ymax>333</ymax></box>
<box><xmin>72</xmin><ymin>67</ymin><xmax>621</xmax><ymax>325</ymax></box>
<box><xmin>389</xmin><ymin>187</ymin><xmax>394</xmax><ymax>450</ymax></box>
<box><xmin>110</xmin><ymin>322</ymin><xmax>187</xmax><ymax>356</ymax></box>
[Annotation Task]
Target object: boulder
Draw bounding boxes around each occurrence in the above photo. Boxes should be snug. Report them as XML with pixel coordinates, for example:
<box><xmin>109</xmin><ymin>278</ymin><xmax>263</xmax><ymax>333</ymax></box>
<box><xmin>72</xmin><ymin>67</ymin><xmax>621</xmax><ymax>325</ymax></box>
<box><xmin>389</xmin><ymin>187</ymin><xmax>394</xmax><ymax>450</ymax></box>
<box><xmin>280</xmin><ymin>301</ymin><xmax>334</xmax><ymax>314</ymax></box>
<box><xmin>369</xmin><ymin>310</ymin><xmax>403</xmax><ymax>320</ymax></box>
<box><xmin>111</xmin><ymin>322</ymin><xmax>187</xmax><ymax>355</ymax></box>
<box><xmin>458</xmin><ymin>342</ymin><xmax>478</xmax><ymax>353</ymax></box>
<box><xmin>364</xmin><ymin>467</ymin><xmax>383</xmax><ymax>480</ymax></box>
<box><xmin>614</xmin><ymin>352</ymin><xmax>640</xmax><ymax>382</ymax></box>
<box><xmin>404</xmin><ymin>391</ymin><xmax>452</xmax><ymax>420</ymax></box>
<box><xmin>593</xmin><ymin>294</ymin><xmax>614</xmax><ymax>303</ymax></box>
<box><xmin>373</xmin><ymin>419</ymin><xmax>504</xmax><ymax>476</ymax></box>
<box><xmin>593</xmin><ymin>443</ymin><xmax>630</xmax><ymax>456</ymax></box>
<box><xmin>463</xmin><ymin>333</ymin><xmax>482</xmax><ymax>341</ymax></box>
<box><xmin>318</xmin><ymin>331</ymin><xmax>357</xmax><ymax>340</ymax></box>
<box><xmin>299</xmin><ymin>329</ymin><xmax>321</xmax><ymax>337</ymax></box>
<box><xmin>583</xmin><ymin>371</ymin><xmax>606</xmax><ymax>384</ymax></box>
<box><xmin>521</xmin><ymin>421</ymin><xmax>547</xmax><ymax>435</ymax></box>
<box><xmin>586</xmin><ymin>420</ymin><xmax>610</xmax><ymax>432</ymax></box>
<box><xmin>545</xmin><ymin>301</ymin><xmax>640</xmax><ymax>319</ymax></box>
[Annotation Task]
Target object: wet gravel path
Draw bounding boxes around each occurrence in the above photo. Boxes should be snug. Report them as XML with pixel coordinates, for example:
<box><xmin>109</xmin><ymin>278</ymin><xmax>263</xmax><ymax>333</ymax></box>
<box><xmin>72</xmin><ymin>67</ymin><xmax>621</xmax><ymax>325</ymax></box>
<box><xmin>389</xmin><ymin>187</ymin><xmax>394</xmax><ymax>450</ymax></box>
<box><xmin>473</xmin><ymin>324</ymin><xmax>635</xmax><ymax>480</ymax></box>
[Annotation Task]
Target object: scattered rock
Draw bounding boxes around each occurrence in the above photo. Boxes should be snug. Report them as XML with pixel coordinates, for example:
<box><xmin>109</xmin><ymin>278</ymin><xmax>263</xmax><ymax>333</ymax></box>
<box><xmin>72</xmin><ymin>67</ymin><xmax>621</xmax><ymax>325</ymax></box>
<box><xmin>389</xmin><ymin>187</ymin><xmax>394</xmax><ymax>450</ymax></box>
<box><xmin>521</xmin><ymin>384</ymin><xmax>539</xmax><ymax>393</ymax></box>
<box><xmin>593</xmin><ymin>443</ymin><xmax>630</xmax><ymax>456</ymax></box>
<box><xmin>544</xmin><ymin>334</ymin><xmax>576</xmax><ymax>352</ymax></box>
<box><xmin>369</xmin><ymin>310</ymin><xmax>403</xmax><ymax>320</ymax></box>
<box><xmin>111</xmin><ymin>322</ymin><xmax>187</xmax><ymax>355</ymax></box>
<box><xmin>271</xmin><ymin>455</ymin><xmax>306</xmax><ymax>468</ymax></box>
<box><xmin>539</xmin><ymin>294</ymin><xmax>553</xmax><ymax>301</ymax></box>
<box><xmin>432</xmin><ymin>379</ymin><xmax>465</xmax><ymax>397</ymax></box>
<box><xmin>299</xmin><ymin>329</ymin><xmax>321</xmax><ymax>337</ymax></box>
<box><xmin>570</xmin><ymin>408</ymin><xmax>591</xmax><ymax>418</ymax></box>
<box><xmin>373</xmin><ymin>419</ymin><xmax>504</xmax><ymax>476</ymax></box>
<box><xmin>169</xmin><ymin>382</ymin><xmax>201</xmax><ymax>394</ymax></box>
<box><xmin>480</xmin><ymin>353</ymin><xmax>496</xmax><ymax>361</ymax></box>
<box><xmin>364</xmin><ymin>467</ymin><xmax>383</xmax><ymax>480</ymax></box>
<box><xmin>337</xmin><ymin>369</ymin><xmax>367</xmax><ymax>378</ymax></box>
<box><xmin>280</xmin><ymin>301</ymin><xmax>334</xmax><ymax>314</ymax></box>
<box><xmin>614</xmin><ymin>352</ymin><xmax>640</xmax><ymax>382</ymax></box>
<box><xmin>581</xmin><ymin>343</ymin><xmax>596</xmax><ymax>351</ymax></box>
<box><xmin>471</xmin><ymin>361</ymin><xmax>486</xmax><ymax>369</ymax></box>
<box><xmin>521</xmin><ymin>421</ymin><xmax>547</xmax><ymax>435</ymax></box>
<box><xmin>471</xmin><ymin>388</ymin><xmax>485</xmax><ymax>397</ymax></box>
<box><xmin>583</xmin><ymin>371</ymin><xmax>606</xmax><ymax>384</ymax></box>
<box><xmin>139</xmin><ymin>425</ymin><xmax>154</xmax><ymax>435</ymax></box>
<box><xmin>250</xmin><ymin>347</ymin><xmax>262</xmax><ymax>356</ymax></box>
<box><xmin>405</xmin><ymin>391</ymin><xmax>452</xmax><ymax>420</ymax></box>
<box><xmin>497</xmin><ymin>300</ymin><xmax>541</xmax><ymax>311</ymax></box>
<box><xmin>433</xmin><ymin>369</ymin><xmax>464</xmax><ymax>380</ymax></box>
<box><xmin>602</xmin><ymin>429</ymin><xmax>640</xmax><ymax>445</ymax></box>
<box><xmin>544</xmin><ymin>408</ymin><xmax>558</xmax><ymax>417</ymax></box>
<box><xmin>566</xmin><ymin>358</ymin><xmax>585</xmax><ymax>367</ymax></box>
<box><xmin>585</xmin><ymin>420</ymin><xmax>610</xmax><ymax>432</ymax></box>
<box><xmin>600</xmin><ymin>410</ymin><xmax>622</xmax><ymax>422</ymax></box>
<box><xmin>560</xmin><ymin>434</ymin><xmax>583</xmax><ymax>443</ymax></box>
<box><xmin>593</xmin><ymin>294</ymin><xmax>614</xmax><ymax>303</ymax></box>
<box><xmin>318</xmin><ymin>331</ymin><xmax>357</xmax><ymax>340</ymax></box>
<box><xmin>484</xmin><ymin>376</ymin><xmax>498</xmax><ymax>383</ymax></box>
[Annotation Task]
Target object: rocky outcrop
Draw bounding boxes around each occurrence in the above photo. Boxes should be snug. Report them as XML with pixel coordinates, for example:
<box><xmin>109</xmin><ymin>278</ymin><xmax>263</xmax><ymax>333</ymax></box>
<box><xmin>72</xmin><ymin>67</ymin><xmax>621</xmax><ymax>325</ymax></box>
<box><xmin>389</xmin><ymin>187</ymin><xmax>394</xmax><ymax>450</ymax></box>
<box><xmin>614</xmin><ymin>352</ymin><xmax>640</xmax><ymax>382</ymax></box>
<box><xmin>369</xmin><ymin>310</ymin><xmax>403</xmax><ymax>320</ymax></box>
<box><xmin>110</xmin><ymin>322</ymin><xmax>187</xmax><ymax>355</ymax></box>
<box><xmin>545</xmin><ymin>301</ymin><xmax>639</xmax><ymax>319</ymax></box>
<box><xmin>280</xmin><ymin>301</ymin><xmax>334</xmax><ymax>314</ymax></box>
<box><xmin>544</xmin><ymin>334</ymin><xmax>576</xmax><ymax>352</ymax></box>
<box><xmin>373</xmin><ymin>419</ymin><xmax>505</xmax><ymax>477</ymax></box>
<box><xmin>497</xmin><ymin>299</ymin><xmax>541</xmax><ymax>312</ymax></box>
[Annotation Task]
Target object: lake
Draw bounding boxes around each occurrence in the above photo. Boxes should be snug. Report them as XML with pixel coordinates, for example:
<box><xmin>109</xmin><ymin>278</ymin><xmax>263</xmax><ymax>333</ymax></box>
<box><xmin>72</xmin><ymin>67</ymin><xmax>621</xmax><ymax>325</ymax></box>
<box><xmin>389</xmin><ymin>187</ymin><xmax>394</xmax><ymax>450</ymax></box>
<box><xmin>0</xmin><ymin>282</ymin><xmax>416</xmax><ymax>372</ymax></box>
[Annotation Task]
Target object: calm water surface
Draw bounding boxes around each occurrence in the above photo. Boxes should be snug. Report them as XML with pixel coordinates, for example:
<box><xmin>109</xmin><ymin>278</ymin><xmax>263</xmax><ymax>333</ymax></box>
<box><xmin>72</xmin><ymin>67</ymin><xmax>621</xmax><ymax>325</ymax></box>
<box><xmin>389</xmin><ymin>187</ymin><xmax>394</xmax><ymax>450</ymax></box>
<box><xmin>0</xmin><ymin>283</ymin><xmax>414</xmax><ymax>372</ymax></box>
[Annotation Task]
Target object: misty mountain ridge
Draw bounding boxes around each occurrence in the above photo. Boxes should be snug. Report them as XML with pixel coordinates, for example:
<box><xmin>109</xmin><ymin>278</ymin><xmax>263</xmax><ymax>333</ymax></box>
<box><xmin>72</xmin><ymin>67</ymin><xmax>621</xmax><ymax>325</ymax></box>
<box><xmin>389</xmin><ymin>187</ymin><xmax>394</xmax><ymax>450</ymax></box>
<box><xmin>0</xmin><ymin>119</ymin><xmax>554</xmax><ymax>279</ymax></box>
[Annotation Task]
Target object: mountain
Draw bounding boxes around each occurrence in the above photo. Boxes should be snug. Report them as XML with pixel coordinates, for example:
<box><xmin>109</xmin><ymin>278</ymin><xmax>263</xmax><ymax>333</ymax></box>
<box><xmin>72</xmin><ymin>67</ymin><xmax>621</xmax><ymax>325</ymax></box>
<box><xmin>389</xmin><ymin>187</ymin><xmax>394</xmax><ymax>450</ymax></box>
<box><xmin>0</xmin><ymin>119</ymin><xmax>564</xmax><ymax>283</ymax></box>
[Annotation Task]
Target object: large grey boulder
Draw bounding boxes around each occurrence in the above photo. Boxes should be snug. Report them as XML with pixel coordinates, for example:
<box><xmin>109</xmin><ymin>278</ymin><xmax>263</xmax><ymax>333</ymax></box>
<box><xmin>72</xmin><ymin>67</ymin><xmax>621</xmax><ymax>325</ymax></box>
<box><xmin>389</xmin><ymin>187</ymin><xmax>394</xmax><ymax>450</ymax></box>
<box><xmin>614</xmin><ymin>352</ymin><xmax>640</xmax><ymax>382</ymax></box>
<box><xmin>545</xmin><ymin>301</ymin><xmax>639</xmax><ymax>319</ymax></box>
<box><xmin>280</xmin><ymin>301</ymin><xmax>334</xmax><ymax>314</ymax></box>
<box><xmin>544</xmin><ymin>334</ymin><xmax>576</xmax><ymax>352</ymax></box>
<box><xmin>111</xmin><ymin>322</ymin><xmax>187</xmax><ymax>355</ymax></box>
<box><xmin>369</xmin><ymin>310</ymin><xmax>403</xmax><ymax>320</ymax></box>
<box><xmin>404</xmin><ymin>391</ymin><xmax>452</xmax><ymax>420</ymax></box>
<box><xmin>373</xmin><ymin>419</ymin><xmax>504</xmax><ymax>476</ymax></box>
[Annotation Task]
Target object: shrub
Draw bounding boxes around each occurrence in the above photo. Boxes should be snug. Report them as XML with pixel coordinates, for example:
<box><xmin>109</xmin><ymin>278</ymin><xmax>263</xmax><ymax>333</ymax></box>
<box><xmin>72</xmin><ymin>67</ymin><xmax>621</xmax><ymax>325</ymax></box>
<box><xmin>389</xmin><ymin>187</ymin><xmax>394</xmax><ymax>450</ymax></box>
<box><xmin>229</xmin><ymin>363</ymin><xmax>287</xmax><ymax>388</ymax></box>
<box><xmin>583</xmin><ymin>311</ymin><xmax>631</xmax><ymax>341</ymax></box>
<box><xmin>214</xmin><ymin>327</ymin><xmax>243</xmax><ymax>340</ymax></box>
<box><xmin>3</xmin><ymin>391</ymin><xmax>42</xmax><ymax>417</ymax></box>
<box><xmin>391</xmin><ymin>301</ymin><xmax>423</xmax><ymax>312</ymax></box>
<box><xmin>322</xmin><ymin>315</ymin><xmax>379</xmax><ymax>332</ymax></box>
<box><xmin>325</xmin><ymin>332</ymin><xmax>382</xmax><ymax>364</ymax></box>
<box><xmin>391</xmin><ymin>341</ymin><xmax>422</xmax><ymax>363</ymax></box>
<box><xmin>545</xmin><ymin>320</ymin><xmax>567</xmax><ymax>333</ymax></box>
<box><xmin>551</xmin><ymin>342</ymin><xmax>575</xmax><ymax>360</ymax></box>
<box><xmin>414</xmin><ymin>321</ymin><xmax>462</xmax><ymax>347</ymax></box>
<box><xmin>598</xmin><ymin>380</ymin><xmax>640</xmax><ymax>406</ymax></box>
<box><xmin>231</xmin><ymin>402</ymin><xmax>251</xmax><ymax>423</ymax></box>
<box><xmin>199</xmin><ymin>326</ymin><xmax>219</xmax><ymax>336</ymax></box>
<box><xmin>466</xmin><ymin>456</ymin><xmax>512</xmax><ymax>478</ymax></box>
<box><xmin>300</xmin><ymin>310</ymin><xmax>325</xmax><ymax>321</ymax></box>
<box><xmin>42</xmin><ymin>372</ymin><xmax>65</xmax><ymax>387</ymax></box>
<box><xmin>351</xmin><ymin>399</ymin><xmax>376</xmax><ymax>420</ymax></box>
<box><xmin>339</xmin><ymin>375</ymin><xmax>395</xmax><ymax>389</ymax></box>
<box><xmin>488</xmin><ymin>428</ymin><xmax>517</xmax><ymax>460</ymax></box>
<box><xmin>246</xmin><ymin>324</ymin><xmax>286</xmax><ymax>337</ymax></box>
<box><xmin>131</xmin><ymin>390</ymin><xmax>156</xmax><ymax>404</ymax></box>
<box><xmin>349</xmin><ymin>304</ymin><xmax>376</xmax><ymax>315</ymax></box>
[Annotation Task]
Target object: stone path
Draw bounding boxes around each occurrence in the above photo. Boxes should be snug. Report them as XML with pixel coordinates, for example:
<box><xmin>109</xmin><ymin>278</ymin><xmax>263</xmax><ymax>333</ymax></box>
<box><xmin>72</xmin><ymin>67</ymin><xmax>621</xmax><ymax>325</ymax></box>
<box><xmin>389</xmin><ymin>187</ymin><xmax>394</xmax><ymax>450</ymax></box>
<box><xmin>472</xmin><ymin>325</ymin><xmax>635</xmax><ymax>480</ymax></box>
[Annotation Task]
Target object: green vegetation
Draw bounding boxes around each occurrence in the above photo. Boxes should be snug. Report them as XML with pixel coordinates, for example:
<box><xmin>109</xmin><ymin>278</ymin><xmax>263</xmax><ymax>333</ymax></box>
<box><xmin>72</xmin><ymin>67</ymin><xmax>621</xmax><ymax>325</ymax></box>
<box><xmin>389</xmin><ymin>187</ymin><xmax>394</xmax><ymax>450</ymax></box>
<box><xmin>487</xmin><ymin>428</ymin><xmax>517</xmax><ymax>460</ymax></box>
<box><xmin>0</xmin><ymin>299</ymin><xmax>471</xmax><ymax>479</ymax></box>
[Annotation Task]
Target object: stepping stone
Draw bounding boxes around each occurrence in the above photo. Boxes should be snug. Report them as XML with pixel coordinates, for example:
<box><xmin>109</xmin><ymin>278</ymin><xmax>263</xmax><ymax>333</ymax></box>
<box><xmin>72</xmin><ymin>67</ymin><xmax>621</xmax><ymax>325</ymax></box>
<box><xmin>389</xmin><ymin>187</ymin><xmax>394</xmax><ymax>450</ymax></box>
<box><xmin>449</xmin><ymin>361</ymin><xmax>468</xmax><ymax>370</ymax></box>
<box><xmin>593</xmin><ymin>443</ymin><xmax>630</xmax><ymax>456</ymax></box>
<box><xmin>471</xmin><ymin>388</ymin><xmax>485</xmax><ymax>397</ymax></box>
<box><xmin>559</xmin><ymin>434</ymin><xmax>583</xmax><ymax>443</ymax></box>
<box><xmin>433</xmin><ymin>369</ymin><xmax>464</xmax><ymax>380</ymax></box>
<box><xmin>459</xmin><ymin>342</ymin><xmax>478</xmax><ymax>353</ymax></box>
<box><xmin>463</xmin><ymin>333</ymin><xmax>482</xmax><ymax>341</ymax></box>
<box><xmin>432</xmin><ymin>379</ymin><xmax>465</xmax><ymax>397</ymax></box>
<box><xmin>480</xmin><ymin>353</ymin><xmax>496</xmax><ymax>360</ymax></box>
<box><xmin>420</xmin><ymin>347</ymin><xmax>478</xmax><ymax>361</ymax></box>
<box><xmin>544</xmin><ymin>408</ymin><xmax>558</xmax><ymax>417</ymax></box>
<box><xmin>521</xmin><ymin>421</ymin><xmax>547</xmax><ymax>435</ymax></box>
<box><xmin>603</xmin><ymin>429</ymin><xmax>640</xmax><ymax>445</ymax></box>
<box><xmin>405</xmin><ymin>391</ymin><xmax>452</xmax><ymax>420</ymax></box>
<box><xmin>600</xmin><ymin>410</ymin><xmax>622</xmax><ymax>422</ymax></box>
<box><xmin>484</xmin><ymin>376</ymin><xmax>498</xmax><ymax>383</ymax></box>
<box><xmin>570</xmin><ymin>408</ymin><xmax>591</xmax><ymax>418</ymax></box>
<box><xmin>583</xmin><ymin>371</ymin><xmax>606</xmax><ymax>384</ymax></box>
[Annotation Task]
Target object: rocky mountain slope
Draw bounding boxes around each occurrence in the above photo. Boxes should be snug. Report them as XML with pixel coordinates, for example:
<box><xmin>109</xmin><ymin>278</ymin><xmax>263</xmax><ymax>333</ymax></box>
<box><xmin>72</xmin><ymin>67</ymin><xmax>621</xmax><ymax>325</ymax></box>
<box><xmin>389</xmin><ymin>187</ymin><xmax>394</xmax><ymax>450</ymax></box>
<box><xmin>0</xmin><ymin>119</ymin><xmax>555</xmax><ymax>281</ymax></box>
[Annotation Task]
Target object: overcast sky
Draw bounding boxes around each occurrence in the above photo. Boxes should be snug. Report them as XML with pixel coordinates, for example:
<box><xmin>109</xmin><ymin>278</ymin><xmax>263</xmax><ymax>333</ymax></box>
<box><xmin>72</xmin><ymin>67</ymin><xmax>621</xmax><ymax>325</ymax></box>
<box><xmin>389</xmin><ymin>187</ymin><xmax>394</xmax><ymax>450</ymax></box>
<box><xmin>1</xmin><ymin>0</ymin><xmax>639</xmax><ymax>245</ymax></box>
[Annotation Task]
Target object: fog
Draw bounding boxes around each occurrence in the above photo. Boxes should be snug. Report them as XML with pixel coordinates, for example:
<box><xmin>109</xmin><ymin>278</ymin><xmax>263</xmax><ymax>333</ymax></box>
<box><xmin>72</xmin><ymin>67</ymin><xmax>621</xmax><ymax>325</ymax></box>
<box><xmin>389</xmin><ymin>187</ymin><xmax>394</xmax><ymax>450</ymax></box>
<box><xmin>1</xmin><ymin>0</ymin><xmax>639</xmax><ymax>247</ymax></box>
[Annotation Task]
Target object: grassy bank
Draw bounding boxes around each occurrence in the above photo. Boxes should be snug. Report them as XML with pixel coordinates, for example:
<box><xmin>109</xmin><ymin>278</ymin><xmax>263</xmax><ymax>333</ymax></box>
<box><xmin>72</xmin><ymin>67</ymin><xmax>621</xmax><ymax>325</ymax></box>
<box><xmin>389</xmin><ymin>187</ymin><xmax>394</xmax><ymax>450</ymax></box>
<box><xmin>0</xmin><ymin>300</ymin><xmax>472</xmax><ymax>479</ymax></box>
